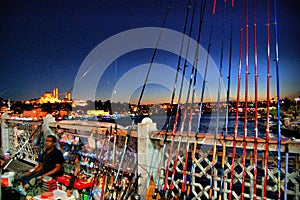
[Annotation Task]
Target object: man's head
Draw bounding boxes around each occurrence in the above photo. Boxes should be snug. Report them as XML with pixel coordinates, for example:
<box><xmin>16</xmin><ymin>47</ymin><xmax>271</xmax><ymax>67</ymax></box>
<box><xmin>45</xmin><ymin>135</ymin><xmax>57</xmax><ymax>150</ymax></box>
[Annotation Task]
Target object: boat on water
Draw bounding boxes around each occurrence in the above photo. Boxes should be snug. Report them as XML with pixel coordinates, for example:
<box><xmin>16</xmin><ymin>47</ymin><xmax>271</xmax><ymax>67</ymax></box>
<box><xmin>258</xmin><ymin>118</ymin><xmax>277</xmax><ymax>131</ymax></box>
<box><xmin>238</xmin><ymin>112</ymin><xmax>258</xmax><ymax>122</ymax></box>
<box><xmin>280</xmin><ymin>121</ymin><xmax>300</xmax><ymax>139</ymax></box>
<box><xmin>265</xmin><ymin>120</ymin><xmax>300</xmax><ymax>139</ymax></box>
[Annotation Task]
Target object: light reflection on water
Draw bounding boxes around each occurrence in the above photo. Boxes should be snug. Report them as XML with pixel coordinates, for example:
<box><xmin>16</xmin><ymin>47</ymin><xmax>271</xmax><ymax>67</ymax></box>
<box><xmin>115</xmin><ymin>113</ymin><xmax>270</xmax><ymax>138</ymax></box>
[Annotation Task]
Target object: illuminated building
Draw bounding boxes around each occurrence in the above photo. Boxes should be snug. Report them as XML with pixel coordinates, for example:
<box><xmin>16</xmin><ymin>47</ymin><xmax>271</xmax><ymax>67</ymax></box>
<box><xmin>39</xmin><ymin>87</ymin><xmax>72</xmax><ymax>104</ymax></box>
<box><xmin>87</xmin><ymin>110</ymin><xmax>110</xmax><ymax>116</ymax></box>
<box><xmin>72</xmin><ymin>99</ymin><xmax>87</xmax><ymax>107</ymax></box>
<box><xmin>39</xmin><ymin>92</ymin><xmax>56</xmax><ymax>104</ymax></box>
<box><xmin>23</xmin><ymin>108</ymin><xmax>47</xmax><ymax>120</ymax></box>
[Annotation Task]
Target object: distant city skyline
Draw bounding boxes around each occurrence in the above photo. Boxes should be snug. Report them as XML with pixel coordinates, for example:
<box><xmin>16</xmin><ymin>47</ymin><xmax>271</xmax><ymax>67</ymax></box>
<box><xmin>0</xmin><ymin>0</ymin><xmax>299</xmax><ymax>103</ymax></box>
<box><xmin>0</xmin><ymin>84</ymin><xmax>287</xmax><ymax>105</ymax></box>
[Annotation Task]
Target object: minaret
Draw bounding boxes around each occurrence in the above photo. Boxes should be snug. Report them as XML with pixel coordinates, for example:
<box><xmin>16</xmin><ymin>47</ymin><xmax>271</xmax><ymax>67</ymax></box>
<box><xmin>8</xmin><ymin>98</ymin><xmax>11</xmax><ymax>110</ymax></box>
<box><xmin>53</xmin><ymin>87</ymin><xmax>59</xmax><ymax>100</ymax></box>
<box><xmin>67</xmin><ymin>92</ymin><xmax>71</xmax><ymax>101</ymax></box>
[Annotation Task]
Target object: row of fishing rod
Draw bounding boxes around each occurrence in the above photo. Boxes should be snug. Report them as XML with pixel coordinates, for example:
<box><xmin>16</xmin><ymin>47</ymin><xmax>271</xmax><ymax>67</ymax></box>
<box><xmin>134</xmin><ymin>0</ymin><xmax>284</xmax><ymax>199</ymax></box>
<box><xmin>89</xmin><ymin>165</ymin><xmax>141</xmax><ymax>200</ymax></box>
<box><xmin>54</xmin><ymin>0</ymin><xmax>283</xmax><ymax>199</ymax></box>
<box><xmin>68</xmin><ymin>124</ymin><xmax>285</xmax><ymax>200</ymax></box>
<box><xmin>60</xmin><ymin>124</ymin><xmax>140</xmax><ymax>200</ymax></box>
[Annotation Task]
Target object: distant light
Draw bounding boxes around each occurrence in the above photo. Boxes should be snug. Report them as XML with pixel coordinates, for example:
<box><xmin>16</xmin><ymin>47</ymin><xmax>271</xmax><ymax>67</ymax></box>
<box><xmin>10</xmin><ymin>116</ymin><xmax>33</xmax><ymax>121</ymax></box>
<box><xmin>295</xmin><ymin>97</ymin><xmax>300</xmax><ymax>102</ymax></box>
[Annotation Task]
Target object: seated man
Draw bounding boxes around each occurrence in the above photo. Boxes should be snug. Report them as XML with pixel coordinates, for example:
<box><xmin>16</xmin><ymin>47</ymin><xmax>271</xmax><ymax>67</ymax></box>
<box><xmin>19</xmin><ymin>135</ymin><xmax>64</xmax><ymax>185</ymax></box>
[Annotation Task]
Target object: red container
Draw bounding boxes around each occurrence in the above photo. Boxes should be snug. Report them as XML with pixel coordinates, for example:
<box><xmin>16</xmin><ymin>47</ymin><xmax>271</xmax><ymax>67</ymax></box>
<box><xmin>40</xmin><ymin>191</ymin><xmax>54</xmax><ymax>199</ymax></box>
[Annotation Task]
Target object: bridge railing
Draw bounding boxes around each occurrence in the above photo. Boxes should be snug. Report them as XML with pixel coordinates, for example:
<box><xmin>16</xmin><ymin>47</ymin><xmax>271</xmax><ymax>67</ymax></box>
<box><xmin>1</xmin><ymin>116</ymin><xmax>300</xmax><ymax>199</ymax></box>
<box><xmin>138</xmin><ymin>121</ymin><xmax>300</xmax><ymax>200</ymax></box>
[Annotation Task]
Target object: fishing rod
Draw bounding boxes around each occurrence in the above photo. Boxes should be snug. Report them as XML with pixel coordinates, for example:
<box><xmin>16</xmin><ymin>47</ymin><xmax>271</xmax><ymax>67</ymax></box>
<box><xmin>180</xmin><ymin>1</ymin><xmax>207</xmax><ymax>199</ymax></box>
<box><xmin>119</xmin><ymin>158</ymin><xmax>139</xmax><ymax>200</ymax></box>
<box><xmin>115</xmin><ymin>172</ymin><xmax>125</xmax><ymax>200</ymax></box>
<box><xmin>101</xmin><ymin>172</ymin><xmax>109</xmax><ymax>199</ymax></box>
<box><xmin>113</xmin><ymin>128</ymin><xmax>130</xmax><ymax>186</ymax></box>
<box><xmin>112</xmin><ymin>124</ymin><xmax>117</xmax><ymax>167</ymax></box>
<box><xmin>253</xmin><ymin>0</ymin><xmax>259</xmax><ymax>199</ymax></box>
<box><xmin>218</xmin><ymin>1</ymin><xmax>234</xmax><ymax>200</ymax></box>
<box><xmin>229</xmin><ymin>0</ymin><xmax>244</xmax><ymax>199</ymax></box>
<box><xmin>213</xmin><ymin>0</ymin><xmax>217</xmax><ymax>14</ymax></box>
<box><xmin>111</xmin><ymin>179</ymin><xmax>118</xmax><ymax>200</ymax></box>
<box><xmin>186</xmin><ymin>3</ymin><xmax>214</xmax><ymax>200</ymax></box>
<box><xmin>110</xmin><ymin>169</ymin><xmax>123</xmax><ymax>200</ymax></box>
<box><xmin>108</xmin><ymin>125</ymin><xmax>121</xmax><ymax>200</ymax></box>
<box><xmin>273</xmin><ymin>0</ymin><xmax>282</xmax><ymax>198</ymax></box>
<box><xmin>106</xmin><ymin>127</ymin><xmax>118</xmax><ymax>200</ymax></box>
<box><xmin>167</xmin><ymin>0</ymin><xmax>197</xmax><ymax>198</ymax></box>
<box><xmin>136</xmin><ymin>5</ymin><xmax>170</xmax><ymax>108</ymax></box>
<box><xmin>156</xmin><ymin>0</ymin><xmax>191</xmax><ymax>197</ymax></box>
<box><xmin>241</xmin><ymin>0</ymin><xmax>249</xmax><ymax>199</ymax></box>
<box><xmin>100</xmin><ymin>167</ymin><xmax>108</xmax><ymax>200</ymax></box>
<box><xmin>180</xmin><ymin>63</ymin><xmax>197</xmax><ymax>200</ymax></box>
<box><xmin>263</xmin><ymin>0</ymin><xmax>271</xmax><ymax>198</ymax></box>
<box><xmin>284</xmin><ymin>145</ymin><xmax>288</xmax><ymax>200</ymax></box>
<box><xmin>142</xmin><ymin>3</ymin><xmax>173</xmax><ymax>191</ymax></box>
<box><xmin>105</xmin><ymin>126</ymin><xmax>113</xmax><ymax>166</ymax></box>
<box><xmin>209</xmin><ymin>0</ymin><xmax>226</xmax><ymax>198</ymax></box>
<box><xmin>107</xmin><ymin>170</ymin><xmax>116</xmax><ymax>199</ymax></box>
<box><xmin>104</xmin><ymin>127</ymin><xmax>116</xmax><ymax>200</ymax></box>
<box><xmin>120</xmin><ymin>173</ymin><xmax>132</xmax><ymax>200</ymax></box>
<box><xmin>88</xmin><ymin>128</ymin><xmax>110</xmax><ymax>199</ymax></box>
<box><xmin>126</xmin><ymin>173</ymin><xmax>141</xmax><ymax>199</ymax></box>
<box><xmin>114</xmin><ymin>3</ymin><xmax>171</xmax><ymax>188</ymax></box>
<box><xmin>179</xmin><ymin>63</ymin><xmax>195</xmax><ymax>200</ymax></box>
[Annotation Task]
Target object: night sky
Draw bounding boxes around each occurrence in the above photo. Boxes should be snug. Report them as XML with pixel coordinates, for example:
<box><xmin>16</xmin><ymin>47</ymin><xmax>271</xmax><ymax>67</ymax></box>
<box><xmin>0</xmin><ymin>0</ymin><xmax>299</xmax><ymax>103</ymax></box>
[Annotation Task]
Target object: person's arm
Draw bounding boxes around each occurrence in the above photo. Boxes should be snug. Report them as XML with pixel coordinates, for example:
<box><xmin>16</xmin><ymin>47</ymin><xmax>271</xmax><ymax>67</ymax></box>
<box><xmin>0</xmin><ymin>159</ymin><xmax>5</xmax><ymax>167</ymax></box>
<box><xmin>26</xmin><ymin>163</ymin><xmax>43</xmax><ymax>176</ymax></box>
<box><xmin>42</xmin><ymin>163</ymin><xmax>62</xmax><ymax>178</ymax></box>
